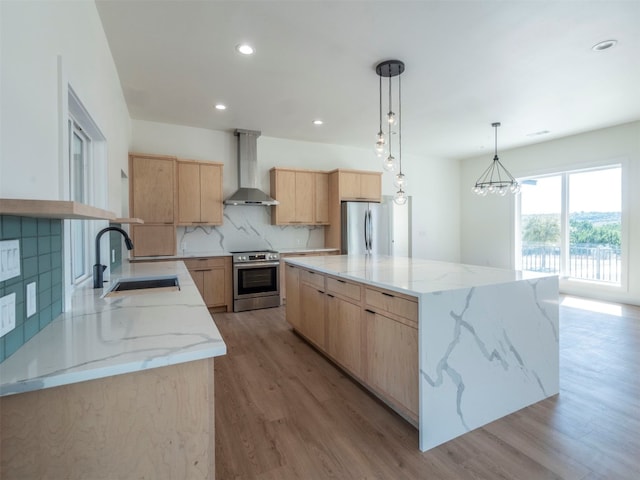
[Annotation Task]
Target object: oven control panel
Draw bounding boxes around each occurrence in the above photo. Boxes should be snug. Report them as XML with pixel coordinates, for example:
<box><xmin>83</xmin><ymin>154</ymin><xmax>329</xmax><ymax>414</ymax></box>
<box><xmin>232</xmin><ymin>251</ymin><xmax>280</xmax><ymax>263</ymax></box>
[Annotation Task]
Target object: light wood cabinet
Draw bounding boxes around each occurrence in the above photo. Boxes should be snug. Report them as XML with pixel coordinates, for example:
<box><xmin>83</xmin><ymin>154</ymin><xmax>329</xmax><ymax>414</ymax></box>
<box><xmin>130</xmin><ymin>225</ymin><xmax>176</xmax><ymax>257</ymax></box>
<box><xmin>325</xmin><ymin>169</ymin><xmax>383</xmax><ymax>250</ymax></box>
<box><xmin>279</xmin><ymin>250</ymin><xmax>339</xmax><ymax>304</ymax></box>
<box><xmin>338</xmin><ymin>170</ymin><xmax>382</xmax><ymax>202</ymax></box>
<box><xmin>326</xmin><ymin>293</ymin><xmax>362</xmax><ymax>377</ymax></box>
<box><xmin>130</xmin><ymin>154</ymin><xmax>177</xmax><ymax>257</ymax></box>
<box><xmin>284</xmin><ymin>263</ymin><xmax>418</xmax><ymax>425</ymax></box>
<box><xmin>177</xmin><ymin>161</ymin><xmax>223</xmax><ymax>226</ymax></box>
<box><xmin>300</xmin><ymin>282</ymin><xmax>326</xmax><ymax>349</ymax></box>
<box><xmin>285</xmin><ymin>264</ymin><xmax>301</xmax><ymax>330</ymax></box>
<box><xmin>365</xmin><ymin>309</ymin><xmax>419</xmax><ymax>421</ymax></box>
<box><xmin>130</xmin><ymin>154</ymin><xmax>176</xmax><ymax>224</ymax></box>
<box><xmin>184</xmin><ymin>257</ymin><xmax>232</xmax><ymax>312</ymax></box>
<box><xmin>270</xmin><ymin>168</ymin><xmax>329</xmax><ymax>225</ymax></box>
<box><xmin>314</xmin><ymin>172</ymin><xmax>329</xmax><ymax>224</ymax></box>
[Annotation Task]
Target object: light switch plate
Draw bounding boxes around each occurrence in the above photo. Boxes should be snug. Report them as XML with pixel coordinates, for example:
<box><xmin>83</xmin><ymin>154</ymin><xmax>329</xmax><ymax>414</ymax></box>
<box><xmin>0</xmin><ymin>239</ymin><xmax>21</xmax><ymax>282</ymax></box>
<box><xmin>0</xmin><ymin>293</ymin><xmax>17</xmax><ymax>337</ymax></box>
<box><xmin>27</xmin><ymin>282</ymin><xmax>37</xmax><ymax>317</ymax></box>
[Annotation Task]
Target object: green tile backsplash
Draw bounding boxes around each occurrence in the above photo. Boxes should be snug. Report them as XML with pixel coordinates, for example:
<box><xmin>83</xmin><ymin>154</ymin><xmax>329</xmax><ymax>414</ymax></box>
<box><xmin>0</xmin><ymin>215</ymin><xmax>64</xmax><ymax>363</ymax></box>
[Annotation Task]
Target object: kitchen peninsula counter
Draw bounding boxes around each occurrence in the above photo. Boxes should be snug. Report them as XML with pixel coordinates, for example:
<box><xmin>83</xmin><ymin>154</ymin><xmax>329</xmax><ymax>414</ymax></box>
<box><xmin>284</xmin><ymin>254</ymin><xmax>559</xmax><ymax>452</ymax></box>
<box><xmin>0</xmin><ymin>260</ymin><xmax>225</xmax><ymax>479</ymax></box>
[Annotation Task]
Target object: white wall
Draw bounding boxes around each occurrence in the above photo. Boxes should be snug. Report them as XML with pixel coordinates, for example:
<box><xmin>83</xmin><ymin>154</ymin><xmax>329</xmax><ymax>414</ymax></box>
<box><xmin>132</xmin><ymin>119</ymin><xmax>461</xmax><ymax>261</ymax></box>
<box><xmin>0</xmin><ymin>0</ymin><xmax>130</xmax><ymax>212</ymax></box>
<box><xmin>460</xmin><ymin>121</ymin><xmax>640</xmax><ymax>305</ymax></box>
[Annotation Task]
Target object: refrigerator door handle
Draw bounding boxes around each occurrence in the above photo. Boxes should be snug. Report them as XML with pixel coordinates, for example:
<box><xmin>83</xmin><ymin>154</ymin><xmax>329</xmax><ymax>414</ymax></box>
<box><xmin>363</xmin><ymin>212</ymin><xmax>368</xmax><ymax>251</ymax></box>
<box><xmin>368</xmin><ymin>210</ymin><xmax>373</xmax><ymax>251</ymax></box>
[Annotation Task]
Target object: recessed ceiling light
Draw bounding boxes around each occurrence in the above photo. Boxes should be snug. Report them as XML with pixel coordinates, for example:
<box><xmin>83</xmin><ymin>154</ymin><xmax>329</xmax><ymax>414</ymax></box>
<box><xmin>592</xmin><ymin>39</ymin><xmax>617</xmax><ymax>52</ymax></box>
<box><xmin>215</xmin><ymin>104</ymin><xmax>227</xmax><ymax>110</ymax></box>
<box><xmin>312</xmin><ymin>119</ymin><xmax>324</xmax><ymax>125</ymax></box>
<box><xmin>236</xmin><ymin>44</ymin><xmax>254</xmax><ymax>55</ymax></box>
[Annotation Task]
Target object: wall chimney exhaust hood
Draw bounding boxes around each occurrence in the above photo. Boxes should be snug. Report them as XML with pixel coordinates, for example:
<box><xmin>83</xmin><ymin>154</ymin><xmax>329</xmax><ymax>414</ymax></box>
<box><xmin>224</xmin><ymin>129</ymin><xmax>279</xmax><ymax>206</ymax></box>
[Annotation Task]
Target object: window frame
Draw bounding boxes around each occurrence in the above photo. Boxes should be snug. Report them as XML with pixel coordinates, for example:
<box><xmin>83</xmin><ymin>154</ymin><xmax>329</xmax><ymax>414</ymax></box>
<box><xmin>515</xmin><ymin>160</ymin><xmax>628</xmax><ymax>295</ymax></box>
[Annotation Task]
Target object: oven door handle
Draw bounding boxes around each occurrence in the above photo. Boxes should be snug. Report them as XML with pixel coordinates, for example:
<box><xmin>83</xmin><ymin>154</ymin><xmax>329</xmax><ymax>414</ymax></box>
<box><xmin>233</xmin><ymin>261</ymin><xmax>281</xmax><ymax>269</ymax></box>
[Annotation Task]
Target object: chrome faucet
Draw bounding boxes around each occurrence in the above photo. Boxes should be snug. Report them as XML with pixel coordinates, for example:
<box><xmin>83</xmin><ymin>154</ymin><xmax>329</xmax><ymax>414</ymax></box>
<box><xmin>93</xmin><ymin>226</ymin><xmax>134</xmax><ymax>288</ymax></box>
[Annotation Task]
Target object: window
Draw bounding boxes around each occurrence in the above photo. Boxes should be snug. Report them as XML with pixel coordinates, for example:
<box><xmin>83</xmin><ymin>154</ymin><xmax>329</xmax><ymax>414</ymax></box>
<box><xmin>518</xmin><ymin>165</ymin><xmax>622</xmax><ymax>285</ymax></box>
<box><xmin>64</xmin><ymin>85</ymin><xmax>107</xmax><ymax>296</ymax></box>
<box><xmin>69</xmin><ymin>120</ymin><xmax>91</xmax><ymax>282</ymax></box>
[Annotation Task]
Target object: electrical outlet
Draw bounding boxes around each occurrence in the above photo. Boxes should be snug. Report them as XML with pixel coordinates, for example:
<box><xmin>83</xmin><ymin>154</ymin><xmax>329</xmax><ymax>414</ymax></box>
<box><xmin>0</xmin><ymin>239</ymin><xmax>21</xmax><ymax>282</ymax></box>
<box><xmin>0</xmin><ymin>293</ymin><xmax>16</xmax><ymax>337</ymax></box>
<box><xmin>27</xmin><ymin>282</ymin><xmax>37</xmax><ymax>317</ymax></box>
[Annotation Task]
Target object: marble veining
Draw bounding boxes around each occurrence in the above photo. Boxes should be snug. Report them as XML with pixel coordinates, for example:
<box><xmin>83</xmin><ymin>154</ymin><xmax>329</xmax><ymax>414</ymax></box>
<box><xmin>0</xmin><ymin>261</ymin><xmax>226</xmax><ymax>397</ymax></box>
<box><xmin>177</xmin><ymin>205</ymin><xmax>325</xmax><ymax>254</ymax></box>
<box><xmin>286</xmin><ymin>254</ymin><xmax>559</xmax><ymax>452</ymax></box>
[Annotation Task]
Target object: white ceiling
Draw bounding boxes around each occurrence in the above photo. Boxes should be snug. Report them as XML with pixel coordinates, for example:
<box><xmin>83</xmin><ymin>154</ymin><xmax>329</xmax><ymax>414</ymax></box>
<box><xmin>96</xmin><ymin>0</ymin><xmax>640</xmax><ymax>161</ymax></box>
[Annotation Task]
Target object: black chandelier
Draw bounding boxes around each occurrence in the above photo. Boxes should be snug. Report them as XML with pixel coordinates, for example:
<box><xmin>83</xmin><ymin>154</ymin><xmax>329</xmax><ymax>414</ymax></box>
<box><xmin>473</xmin><ymin>122</ymin><xmax>520</xmax><ymax>196</ymax></box>
<box><xmin>375</xmin><ymin>59</ymin><xmax>407</xmax><ymax>205</ymax></box>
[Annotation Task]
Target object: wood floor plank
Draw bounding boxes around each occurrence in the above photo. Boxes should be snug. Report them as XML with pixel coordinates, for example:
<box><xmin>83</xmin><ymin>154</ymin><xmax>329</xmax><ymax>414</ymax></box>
<box><xmin>214</xmin><ymin>298</ymin><xmax>640</xmax><ymax>479</ymax></box>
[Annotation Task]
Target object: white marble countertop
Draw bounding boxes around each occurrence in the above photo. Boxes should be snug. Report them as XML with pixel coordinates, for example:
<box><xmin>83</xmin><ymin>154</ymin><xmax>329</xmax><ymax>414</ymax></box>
<box><xmin>130</xmin><ymin>247</ymin><xmax>338</xmax><ymax>262</ymax></box>
<box><xmin>284</xmin><ymin>254</ymin><xmax>552</xmax><ymax>296</ymax></box>
<box><xmin>0</xmin><ymin>261</ymin><xmax>226</xmax><ymax>397</ymax></box>
<box><xmin>129</xmin><ymin>251</ymin><xmax>232</xmax><ymax>262</ymax></box>
<box><xmin>278</xmin><ymin>248</ymin><xmax>340</xmax><ymax>254</ymax></box>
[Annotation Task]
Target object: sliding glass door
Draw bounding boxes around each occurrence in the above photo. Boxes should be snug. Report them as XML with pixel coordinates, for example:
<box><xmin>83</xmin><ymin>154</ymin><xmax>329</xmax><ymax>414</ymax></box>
<box><xmin>518</xmin><ymin>165</ymin><xmax>621</xmax><ymax>285</ymax></box>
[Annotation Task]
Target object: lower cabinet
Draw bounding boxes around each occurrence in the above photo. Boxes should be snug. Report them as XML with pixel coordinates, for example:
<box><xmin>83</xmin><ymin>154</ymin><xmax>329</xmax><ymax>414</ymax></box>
<box><xmin>364</xmin><ymin>310</ymin><xmax>419</xmax><ymax>421</ymax></box>
<box><xmin>300</xmin><ymin>283</ymin><xmax>326</xmax><ymax>349</ymax></box>
<box><xmin>326</xmin><ymin>294</ymin><xmax>362</xmax><ymax>377</ymax></box>
<box><xmin>279</xmin><ymin>250</ymin><xmax>339</xmax><ymax>304</ymax></box>
<box><xmin>184</xmin><ymin>257</ymin><xmax>232</xmax><ymax>312</ymax></box>
<box><xmin>284</xmin><ymin>264</ymin><xmax>418</xmax><ymax>424</ymax></box>
<box><xmin>284</xmin><ymin>264</ymin><xmax>301</xmax><ymax>330</ymax></box>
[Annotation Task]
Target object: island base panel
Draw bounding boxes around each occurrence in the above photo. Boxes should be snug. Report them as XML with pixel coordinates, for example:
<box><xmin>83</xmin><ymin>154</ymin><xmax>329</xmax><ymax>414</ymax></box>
<box><xmin>0</xmin><ymin>358</ymin><xmax>215</xmax><ymax>480</ymax></box>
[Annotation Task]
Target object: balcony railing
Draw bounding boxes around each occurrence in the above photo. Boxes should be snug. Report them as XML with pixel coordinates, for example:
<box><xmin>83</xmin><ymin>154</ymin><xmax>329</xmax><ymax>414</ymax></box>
<box><xmin>521</xmin><ymin>243</ymin><xmax>621</xmax><ymax>284</ymax></box>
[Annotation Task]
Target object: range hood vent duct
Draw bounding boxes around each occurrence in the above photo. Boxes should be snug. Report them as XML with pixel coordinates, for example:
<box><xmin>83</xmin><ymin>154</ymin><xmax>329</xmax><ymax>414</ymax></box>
<box><xmin>224</xmin><ymin>129</ymin><xmax>279</xmax><ymax>206</ymax></box>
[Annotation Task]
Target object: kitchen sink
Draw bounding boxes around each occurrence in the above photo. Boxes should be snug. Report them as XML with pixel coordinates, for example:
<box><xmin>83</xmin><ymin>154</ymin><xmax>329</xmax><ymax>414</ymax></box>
<box><xmin>103</xmin><ymin>275</ymin><xmax>180</xmax><ymax>298</ymax></box>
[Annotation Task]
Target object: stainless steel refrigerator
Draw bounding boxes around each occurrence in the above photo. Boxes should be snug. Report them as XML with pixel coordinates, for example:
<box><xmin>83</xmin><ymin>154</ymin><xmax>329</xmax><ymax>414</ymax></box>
<box><xmin>341</xmin><ymin>195</ymin><xmax>411</xmax><ymax>255</ymax></box>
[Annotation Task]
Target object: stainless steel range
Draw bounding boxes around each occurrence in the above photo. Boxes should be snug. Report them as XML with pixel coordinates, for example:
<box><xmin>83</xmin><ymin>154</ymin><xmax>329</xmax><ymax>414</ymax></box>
<box><xmin>231</xmin><ymin>250</ymin><xmax>280</xmax><ymax>312</ymax></box>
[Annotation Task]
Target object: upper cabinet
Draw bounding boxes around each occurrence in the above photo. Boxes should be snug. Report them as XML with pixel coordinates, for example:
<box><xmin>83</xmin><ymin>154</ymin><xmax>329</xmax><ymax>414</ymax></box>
<box><xmin>129</xmin><ymin>153</ymin><xmax>224</xmax><ymax>257</ymax></box>
<box><xmin>177</xmin><ymin>160</ymin><xmax>223</xmax><ymax>226</ymax></box>
<box><xmin>337</xmin><ymin>170</ymin><xmax>382</xmax><ymax>202</ymax></box>
<box><xmin>129</xmin><ymin>154</ymin><xmax>177</xmax><ymax>257</ymax></box>
<box><xmin>270</xmin><ymin>168</ymin><xmax>328</xmax><ymax>225</ymax></box>
<box><xmin>130</xmin><ymin>154</ymin><xmax>175</xmax><ymax>224</ymax></box>
<box><xmin>324</xmin><ymin>169</ymin><xmax>383</xmax><ymax>250</ymax></box>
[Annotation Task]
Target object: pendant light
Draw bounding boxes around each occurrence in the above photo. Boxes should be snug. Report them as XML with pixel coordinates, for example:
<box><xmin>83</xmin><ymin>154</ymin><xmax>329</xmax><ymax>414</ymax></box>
<box><xmin>473</xmin><ymin>122</ymin><xmax>520</xmax><ymax>196</ymax></box>
<box><xmin>375</xmin><ymin>60</ymin><xmax>407</xmax><ymax>205</ymax></box>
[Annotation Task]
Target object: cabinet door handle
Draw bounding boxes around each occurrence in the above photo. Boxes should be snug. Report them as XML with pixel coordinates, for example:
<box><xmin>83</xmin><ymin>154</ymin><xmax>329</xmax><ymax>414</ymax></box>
<box><xmin>382</xmin><ymin>292</ymin><xmax>394</xmax><ymax>298</ymax></box>
<box><xmin>336</xmin><ymin>279</ymin><xmax>346</xmax><ymax>284</ymax></box>
<box><xmin>327</xmin><ymin>293</ymin><xmax>335</xmax><ymax>298</ymax></box>
<box><xmin>317</xmin><ymin>289</ymin><xmax>325</xmax><ymax>294</ymax></box>
<box><xmin>365</xmin><ymin>309</ymin><xmax>375</xmax><ymax>314</ymax></box>
<box><xmin>193</xmin><ymin>269</ymin><xmax>209</xmax><ymax>272</ymax></box>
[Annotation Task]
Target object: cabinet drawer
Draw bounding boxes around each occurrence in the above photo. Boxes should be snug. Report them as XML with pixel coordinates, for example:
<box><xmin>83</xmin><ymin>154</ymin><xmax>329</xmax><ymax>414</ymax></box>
<box><xmin>300</xmin><ymin>269</ymin><xmax>325</xmax><ymax>290</ymax></box>
<box><xmin>365</xmin><ymin>287</ymin><xmax>418</xmax><ymax>327</ymax></box>
<box><xmin>184</xmin><ymin>257</ymin><xmax>226</xmax><ymax>270</ymax></box>
<box><xmin>326</xmin><ymin>276</ymin><xmax>361</xmax><ymax>302</ymax></box>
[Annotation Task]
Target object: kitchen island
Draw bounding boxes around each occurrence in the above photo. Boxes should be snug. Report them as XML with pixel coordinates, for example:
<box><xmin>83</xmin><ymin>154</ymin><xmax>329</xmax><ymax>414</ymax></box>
<box><xmin>0</xmin><ymin>260</ymin><xmax>225</xmax><ymax>479</ymax></box>
<box><xmin>284</xmin><ymin>254</ymin><xmax>559</xmax><ymax>452</ymax></box>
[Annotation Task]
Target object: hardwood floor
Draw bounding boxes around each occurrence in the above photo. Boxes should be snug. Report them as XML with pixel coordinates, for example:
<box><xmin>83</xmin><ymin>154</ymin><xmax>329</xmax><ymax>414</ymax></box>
<box><xmin>214</xmin><ymin>297</ymin><xmax>640</xmax><ymax>479</ymax></box>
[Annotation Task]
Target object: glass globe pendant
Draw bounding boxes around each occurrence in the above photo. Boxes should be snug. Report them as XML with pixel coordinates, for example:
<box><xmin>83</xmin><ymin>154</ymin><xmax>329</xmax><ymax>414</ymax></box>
<box><xmin>383</xmin><ymin>154</ymin><xmax>396</xmax><ymax>172</ymax></box>
<box><xmin>394</xmin><ymin>172</ymin><xmax>406</xmax><ymax>189</ymax></box>
<box><xmin>394</xmin><ymin>188</ymin><xmax>407</xmax><ymax>205</ymax></box>
<box><xmin>375</xmin><ymin>131</ymin><xmax>386</xmax><ymax>157</ymax></box>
